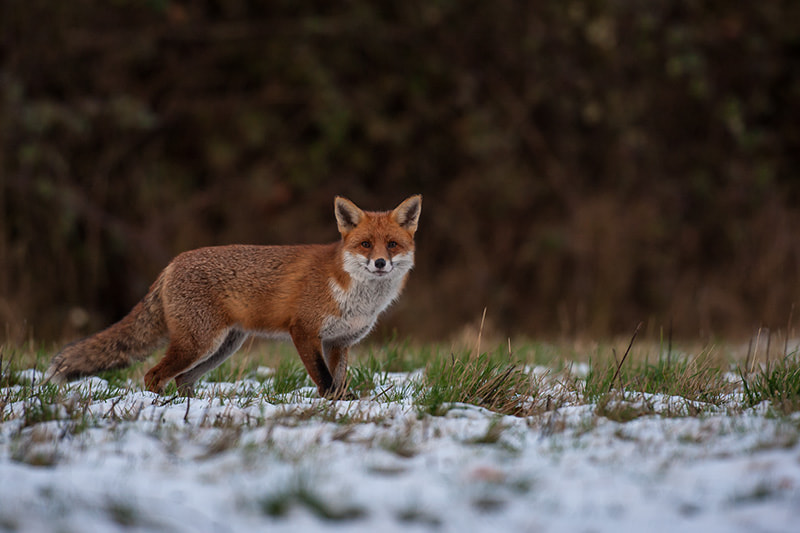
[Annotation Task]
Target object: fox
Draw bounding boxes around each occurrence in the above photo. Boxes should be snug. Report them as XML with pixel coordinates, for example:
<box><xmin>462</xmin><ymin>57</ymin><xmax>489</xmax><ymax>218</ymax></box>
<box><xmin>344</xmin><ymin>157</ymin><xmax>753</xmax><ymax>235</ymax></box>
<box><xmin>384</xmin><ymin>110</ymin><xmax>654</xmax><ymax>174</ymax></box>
<box><xmin>44</xmin><ymin>195</ymin><xmax>422</xmax><ymax>398</ymax></box>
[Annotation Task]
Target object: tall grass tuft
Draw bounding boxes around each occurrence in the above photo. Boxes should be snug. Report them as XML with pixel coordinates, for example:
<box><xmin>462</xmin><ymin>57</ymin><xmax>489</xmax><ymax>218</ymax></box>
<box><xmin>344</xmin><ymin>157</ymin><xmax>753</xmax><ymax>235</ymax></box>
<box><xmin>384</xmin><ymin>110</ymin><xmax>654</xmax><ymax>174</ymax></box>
<box><xmin>740</xmin><ymin>355</ymin><xmax>800</xmax><ymax>415</ymax></box>
<box><xmin>415</xmin><ymin>350</ymin><xmax>536</xmax><ymax>417</ymax></box>
<box><xmin>270</xmin><ymin>358</ymin><xmax>311</xmax><ymax>395</ymax></box>
<box><xmin>584</xmin><ymin>352</ymin><xmax>731</xmax><ymax>407</ymax></box>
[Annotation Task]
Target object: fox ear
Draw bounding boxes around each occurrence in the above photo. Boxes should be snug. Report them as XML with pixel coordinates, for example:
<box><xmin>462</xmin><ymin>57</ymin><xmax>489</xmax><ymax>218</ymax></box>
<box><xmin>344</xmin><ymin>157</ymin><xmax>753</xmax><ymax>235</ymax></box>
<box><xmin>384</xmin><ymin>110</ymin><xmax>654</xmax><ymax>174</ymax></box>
<box><xmin>392</xmin><ymin>194</ymin><xmax>422</xmax><ymax>234</ymax></box>
<box><xmin>335</xmin><ymin>196</ymin><xmax>365</xmax><ymax>235</ymax></box>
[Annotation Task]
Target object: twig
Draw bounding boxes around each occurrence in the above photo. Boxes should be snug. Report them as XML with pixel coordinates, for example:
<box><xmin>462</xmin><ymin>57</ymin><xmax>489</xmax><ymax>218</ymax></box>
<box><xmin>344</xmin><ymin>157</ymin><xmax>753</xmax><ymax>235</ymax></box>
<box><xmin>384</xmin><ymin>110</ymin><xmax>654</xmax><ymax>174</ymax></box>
<box><xmin>159</xmin><ymin>392</ymin><xmax>180</xmax><ymax>407</ymax></box>
<box><xmin>608</xmin><ymin>322</ymin><xmax>643</xmax><ymax>393</ymax></box>
<box><xmin>744</xmin><ymin>334</ymin><xmax>754</xmax><ymax>374</ymax></box>
<box><xmin>102</xmin><ymin>395</ymin><xmax>125</xmax><ymax>419</ymax></box>
<box><xmin>766</xmin><ymin>328</ymin><xmax>772</xmax><ymax>372</ymax></box>
<box><xmin>785</xmin><ymin>303</ymin><xmax>794</xmax><ymax>358</ymax></box>
<box><xmin>371</xmin><ymin>384</ymin><xmax>395</xmax><ymax>402</ymax></box>
<box><xmin>475</xmin><ymin>307</ymin><xmax>488</xmax><ymax>357</ymax></box>
<box><xmin>184</xmin><ymin>396</ymin><xmax>191</xmax><ymax>424</ymax></box>
<box><xmin>667</xmin><ymin>317</ymin><xmax>673</xmax><ymax>367</ymax></box>
<box><xmin>750</xmin><ymin>327</ymin><xmax>763</xmax><ymax>374</ymax></box>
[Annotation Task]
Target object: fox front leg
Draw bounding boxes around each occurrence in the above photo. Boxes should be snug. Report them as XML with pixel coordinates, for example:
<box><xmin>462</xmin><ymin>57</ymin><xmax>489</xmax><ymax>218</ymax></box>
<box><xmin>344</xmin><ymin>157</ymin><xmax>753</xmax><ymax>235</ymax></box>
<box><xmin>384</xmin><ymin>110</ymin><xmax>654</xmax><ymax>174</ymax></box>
<box><xmin>289</xmin><ymin>324</ymin><xmax>334</xmax><ymax>396</ymax></box>
<box><xmin>324</xmin><ymin>344</ymin><xmax>351</xmax><ymax>399</ymax></box>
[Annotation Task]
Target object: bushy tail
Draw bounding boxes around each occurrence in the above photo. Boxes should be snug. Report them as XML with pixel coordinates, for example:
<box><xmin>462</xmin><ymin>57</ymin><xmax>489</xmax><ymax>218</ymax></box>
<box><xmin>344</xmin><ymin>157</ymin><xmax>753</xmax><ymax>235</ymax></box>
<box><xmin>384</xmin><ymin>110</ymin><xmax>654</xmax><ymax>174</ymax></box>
<box><xmin>44</xmin><ymin>272</ymin><xmax>169</xmax><ymax>383</ymax></box>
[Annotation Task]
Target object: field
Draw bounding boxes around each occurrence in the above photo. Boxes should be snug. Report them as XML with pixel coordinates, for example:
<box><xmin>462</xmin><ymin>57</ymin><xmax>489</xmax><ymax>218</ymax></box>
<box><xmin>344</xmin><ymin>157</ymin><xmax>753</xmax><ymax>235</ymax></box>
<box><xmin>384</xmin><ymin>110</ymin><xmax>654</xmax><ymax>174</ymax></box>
<box><xmin>1</xmin><ymin>335</ymin><xmax>800</xmax><ymax>532</ymax></box>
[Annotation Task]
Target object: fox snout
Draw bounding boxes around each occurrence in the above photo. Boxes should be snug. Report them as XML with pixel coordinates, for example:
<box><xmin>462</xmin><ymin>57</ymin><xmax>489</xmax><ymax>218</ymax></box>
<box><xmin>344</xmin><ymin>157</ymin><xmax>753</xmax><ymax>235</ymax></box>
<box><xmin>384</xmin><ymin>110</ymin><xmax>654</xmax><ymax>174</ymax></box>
<box><xmin>369</xmin><ymin>257</ymin><xmax>392</xmax><ymax>274</ymax></box>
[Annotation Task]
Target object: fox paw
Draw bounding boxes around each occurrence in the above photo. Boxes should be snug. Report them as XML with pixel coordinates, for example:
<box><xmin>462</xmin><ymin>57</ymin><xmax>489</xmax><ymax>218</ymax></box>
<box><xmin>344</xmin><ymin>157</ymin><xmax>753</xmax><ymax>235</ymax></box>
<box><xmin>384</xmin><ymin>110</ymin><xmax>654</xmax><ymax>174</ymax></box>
<box><xmin>42</xmin><ymin>357</ymin><xmax>70</xmax><ymax>385</ymax></box>
<box><xmin>321</xmin><ymin>388</ymin><xmax>358</xmax><ymax>401</ymax></box>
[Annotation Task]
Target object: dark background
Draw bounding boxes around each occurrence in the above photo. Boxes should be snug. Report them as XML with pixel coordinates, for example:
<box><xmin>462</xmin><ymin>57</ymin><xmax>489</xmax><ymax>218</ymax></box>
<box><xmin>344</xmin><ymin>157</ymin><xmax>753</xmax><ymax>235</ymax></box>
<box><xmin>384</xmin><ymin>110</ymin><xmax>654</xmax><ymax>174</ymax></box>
<box><xmin>2</xmin><ymin>1</ymin><xmax>799</xmax><ymax>343</ymax></box>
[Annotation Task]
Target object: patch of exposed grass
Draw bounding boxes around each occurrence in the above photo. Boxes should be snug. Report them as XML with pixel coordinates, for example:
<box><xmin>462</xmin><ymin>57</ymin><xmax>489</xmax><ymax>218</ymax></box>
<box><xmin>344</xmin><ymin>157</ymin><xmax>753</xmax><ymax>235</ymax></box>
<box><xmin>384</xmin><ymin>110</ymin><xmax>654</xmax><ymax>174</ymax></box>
<box><xmin>269</xmin><ymin>358</ymin><xmax>312</xmax><ymax>395</ymax></box>
<box><xmin>0</xmin><ymin>343</ymin><xmax>54</xmax><ymax>382</ymax></box>
<box><xmin>583</xmin><ymin>343</ymin><xmax>731</xmax><ymax>411</ymax></box>
<box><xmin>266</xmin><ymin>401</ymin><xmax>383</xmax><ymax>427</ymax></box>
<box><xmin>740</xmin><ymin>355</ymin><xmax>800</xmax><ymax>414</ymax></box>
<box><xmin>395</xmin><ymin>506</ymin><xmax>442</xmax><ymax>527</ymax></box>
<box><xmin>347</xmin><ymin>355</ymin><xmax>382</xmax><ymax>397</ymax></box>
<box><xmin>198</xmin><ymin>427</ymin><xmax>242</xmax><ymax>459</ymax></box>
<box><xmin>17</xmin><ymin>387</ymin><xmax>63</xmax><ymax>427</ymax></box>
<box><xmin>414</xmin><ymin>349</ymin><xmax>536</xmax><ymax>417</ymax></box>
<box><xmin>0</xmin><ymin>513</ymin><xmax>19</xmax><ymax>531</ymax></box>
<box><xmin>594</xmin><ymin>392</ymin><xmax>658</xmax><ymax>423</ymax></box>
<box><xmin>259</xmin><ymin>477</ymin><xmax>367</xmax><ymax>521</ymax></box>
<box><xmin>11</xmin><ymin>426</ymin><xmax>61</xmax><ymax>467</ymax></box>
<box><xmin>4</xmin><ymin>334</ymin><xmax>800</xmax><ymax>434</ymax></box>
<box><xmin>729</xmin><ymin>480</ymin><xmax>787</xmax><ymax>505</ymax></box>
<box><xmin>471</xmin><ymin>495</ymin><xmax>507</xmax><ymax>513</ymax></box>
<box><xmin>376</xmin><ymin>420</ymin><xmax>419</xmax><ymax>458</ymax></box>
<box><xmin>204</xmin><ymin>350</ymin><xmax>266</xmax><ymax>385</ymax></box>
<box><xmin>371</xmin><ymin>378</ymin><xmax>416</xmax><ymax>403</ymax></box>
<box><xmin>95</xmin><ymin>366</ymin><xmax>140</xmax><ymax>389</ymax></box>
<box><xmin>466</xmin><ymin>417</ymin><xmax>508</xmax><ymax>445</ymax></box>
<box><xmin>104</xmin><ymin>497</ymin><xmax>143</xmax><ymax>528</ymax></box>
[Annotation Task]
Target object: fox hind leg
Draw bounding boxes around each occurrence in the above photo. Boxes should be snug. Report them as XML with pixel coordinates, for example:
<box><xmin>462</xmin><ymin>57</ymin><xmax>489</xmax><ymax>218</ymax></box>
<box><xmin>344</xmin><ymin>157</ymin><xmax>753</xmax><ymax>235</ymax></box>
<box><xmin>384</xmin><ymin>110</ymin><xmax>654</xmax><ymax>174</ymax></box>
<box><xmin>174</xmin><ymin>329</ymin><xmax>248</xmax><ymax>396</ymax></box>
<box><xmin>144</xmin><ymin>329</ymin><xmax>228</xmax><ymax>394</ymax></box>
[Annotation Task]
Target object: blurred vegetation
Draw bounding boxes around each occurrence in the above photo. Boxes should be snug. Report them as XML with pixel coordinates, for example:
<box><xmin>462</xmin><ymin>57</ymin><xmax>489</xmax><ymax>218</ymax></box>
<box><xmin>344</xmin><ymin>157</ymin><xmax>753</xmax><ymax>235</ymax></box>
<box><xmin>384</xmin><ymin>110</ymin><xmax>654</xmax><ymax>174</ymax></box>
<box><xmin>1</xmin><ymin>1</ymin><xmax>799</xmax><ymax>342</ymax></box>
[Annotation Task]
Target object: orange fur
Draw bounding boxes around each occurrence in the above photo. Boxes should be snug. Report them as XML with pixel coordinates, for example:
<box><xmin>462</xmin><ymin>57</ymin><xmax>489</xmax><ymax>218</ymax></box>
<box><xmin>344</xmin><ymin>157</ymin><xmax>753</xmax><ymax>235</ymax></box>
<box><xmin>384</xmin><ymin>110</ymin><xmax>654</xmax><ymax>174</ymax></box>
<box><xmin>45</xmin><ymin>195</ymin><xmax>422</xmax><ymax>398</ymax></box>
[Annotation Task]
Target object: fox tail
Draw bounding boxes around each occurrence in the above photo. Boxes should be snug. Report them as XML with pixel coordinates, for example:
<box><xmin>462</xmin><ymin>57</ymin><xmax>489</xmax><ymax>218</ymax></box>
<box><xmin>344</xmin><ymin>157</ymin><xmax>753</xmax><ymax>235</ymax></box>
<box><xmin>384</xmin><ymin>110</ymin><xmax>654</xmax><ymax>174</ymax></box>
<box><xmin>44</xmin><ymin>272</ymin><xmax>169</xmax><ymax>384</ymax></box>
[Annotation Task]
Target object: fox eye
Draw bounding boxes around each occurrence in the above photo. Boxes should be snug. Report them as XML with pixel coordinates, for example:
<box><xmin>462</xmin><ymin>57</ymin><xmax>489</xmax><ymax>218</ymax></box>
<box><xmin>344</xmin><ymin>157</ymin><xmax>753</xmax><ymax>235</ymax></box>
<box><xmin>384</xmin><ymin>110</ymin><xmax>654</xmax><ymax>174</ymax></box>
<box><xmin>361</xmin><ymin>241</ymin><xmax>371</xmax><ymax>248</ymax></box>
<box><xmin>387</xmin><ymin>241</ymin><xmax>397</xmax><ymax>249</ymax></box>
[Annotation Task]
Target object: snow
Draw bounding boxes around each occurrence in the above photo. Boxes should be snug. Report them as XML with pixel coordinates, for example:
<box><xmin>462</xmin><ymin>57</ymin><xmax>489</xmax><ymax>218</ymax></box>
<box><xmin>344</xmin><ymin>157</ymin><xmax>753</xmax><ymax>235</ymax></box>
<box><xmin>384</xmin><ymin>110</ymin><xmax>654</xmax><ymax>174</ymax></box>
<box><xmin>2</xmin><ymin>369</ymin><xmax>799</xmax><ymax>532</ymax></box>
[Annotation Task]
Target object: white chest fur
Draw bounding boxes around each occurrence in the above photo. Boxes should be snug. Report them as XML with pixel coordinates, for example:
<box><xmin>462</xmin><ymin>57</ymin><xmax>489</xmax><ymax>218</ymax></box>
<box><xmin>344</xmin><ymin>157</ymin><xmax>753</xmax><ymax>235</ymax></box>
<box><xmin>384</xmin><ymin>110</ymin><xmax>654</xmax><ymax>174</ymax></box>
<box><xmin>319</xmin><ymin>258</ymin><xmax>410</xmax><ymax>346</ymax></box>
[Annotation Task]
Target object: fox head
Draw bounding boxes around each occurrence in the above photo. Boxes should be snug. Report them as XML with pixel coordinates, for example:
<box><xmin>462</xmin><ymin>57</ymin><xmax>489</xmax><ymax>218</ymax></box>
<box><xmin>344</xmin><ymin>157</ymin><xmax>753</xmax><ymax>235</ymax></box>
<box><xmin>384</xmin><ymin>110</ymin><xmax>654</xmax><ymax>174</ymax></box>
<box><xmin>335</xmin><ymin>195</ymin><xmax>422</xmax><ymax>281</ymax></box>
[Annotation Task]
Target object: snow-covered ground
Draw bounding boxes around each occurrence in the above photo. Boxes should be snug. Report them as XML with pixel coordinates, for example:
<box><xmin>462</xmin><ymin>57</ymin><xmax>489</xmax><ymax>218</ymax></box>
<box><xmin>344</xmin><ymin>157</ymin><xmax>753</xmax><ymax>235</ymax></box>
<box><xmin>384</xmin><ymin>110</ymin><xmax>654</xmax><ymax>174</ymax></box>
<box><xmin>1</xmin><ymin>370</ymin><xmax>799</xmax><ymax>533</ymax></box>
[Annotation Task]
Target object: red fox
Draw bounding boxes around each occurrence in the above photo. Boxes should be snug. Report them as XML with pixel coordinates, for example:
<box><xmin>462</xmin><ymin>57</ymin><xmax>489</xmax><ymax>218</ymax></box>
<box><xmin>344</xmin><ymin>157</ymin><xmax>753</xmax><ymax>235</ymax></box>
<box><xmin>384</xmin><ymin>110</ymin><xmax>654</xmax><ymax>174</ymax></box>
<box><xmin>45</xmin><ymin>195</ymin><xmax>421</xmax><ymax>398</ymax></box>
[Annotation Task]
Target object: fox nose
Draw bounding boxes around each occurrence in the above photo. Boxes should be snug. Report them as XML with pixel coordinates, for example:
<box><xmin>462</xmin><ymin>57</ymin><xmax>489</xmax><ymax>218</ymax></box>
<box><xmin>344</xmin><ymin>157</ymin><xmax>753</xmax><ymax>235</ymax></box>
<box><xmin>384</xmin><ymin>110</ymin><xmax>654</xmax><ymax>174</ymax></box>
<box><xmin>374</xmin><ymin>258</ymin><xmax>387</xmax><ymax>269</ymax></box>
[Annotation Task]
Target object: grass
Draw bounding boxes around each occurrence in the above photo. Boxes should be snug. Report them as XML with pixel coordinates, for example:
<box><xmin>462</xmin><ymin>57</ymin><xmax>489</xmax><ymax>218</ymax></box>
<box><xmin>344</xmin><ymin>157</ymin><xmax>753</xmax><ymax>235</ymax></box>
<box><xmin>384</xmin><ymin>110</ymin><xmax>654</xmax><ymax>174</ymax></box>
<box><xmin>466</xmin><ymin>417</ymin><xmax>509</xmax><ymax>445</ymax></box>
<box><xmin>584</xmin><ymin>352</ymin><xmax>733</xmax><ymax>409</ymax></box>
<box><xmin>2</xmin><ymin>333</ymin><xmax>800</xmax><ymax>437</ymax></box>
<box><xmin>104</xmin><ymin>497</ymin><xmax>143</xmax><ymax>528</ymax></box>
<box><xmin>2</xmin><ymin>333</ymin><xmax>798</xmax><ymax>531</ymax></box>
<box><xmin>347</xmin><ymin>353</ymin><xmax>384</xmax><ymax>397</ymax></box>
<box><xmin>414</xmin><ymin>348</ymin><xmax>536</xmax><ymax>416</ymax></box>
<box><xmin>258</xmin><ymin>475</ymin><xmax>367</xmax><ymax>521</ymax></box>
<box><xmin>740</xmin><ymin>354</ymin><xmax>800</xmax><ymax>415</ymax></box>
<box><xmin>269</xmin><ymin>358</ymin><xmax>312</xmax><ymax>395</ymax></box>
